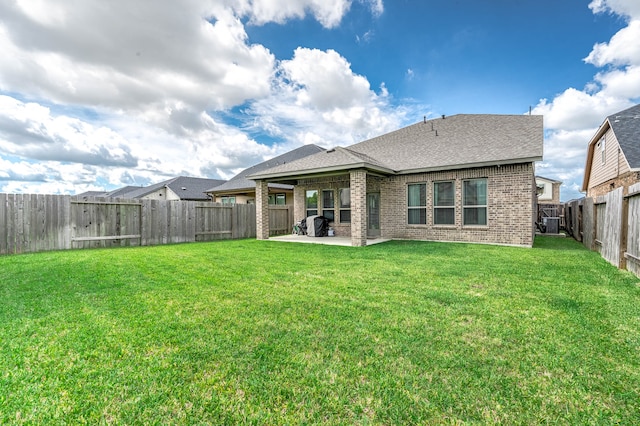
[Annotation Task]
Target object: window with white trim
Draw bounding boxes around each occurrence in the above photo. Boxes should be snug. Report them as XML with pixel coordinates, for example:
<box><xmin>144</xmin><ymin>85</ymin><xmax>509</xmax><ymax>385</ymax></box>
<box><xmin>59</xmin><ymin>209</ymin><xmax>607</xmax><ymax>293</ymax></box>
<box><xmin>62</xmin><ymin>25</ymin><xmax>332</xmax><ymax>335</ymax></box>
<box><xmin>463</xmin><ymin>178</ymin><xmax>487</xmax><ymax>226</ymax></box>
<box><xmin>407</xmin><ymin>183</ymin><xmax>427</xmax><ymax>225</ymax></box>
<box><xmin>600</xmin><ymin>136</ymin><xmax>606</xmax><ymax>165</ymax></box>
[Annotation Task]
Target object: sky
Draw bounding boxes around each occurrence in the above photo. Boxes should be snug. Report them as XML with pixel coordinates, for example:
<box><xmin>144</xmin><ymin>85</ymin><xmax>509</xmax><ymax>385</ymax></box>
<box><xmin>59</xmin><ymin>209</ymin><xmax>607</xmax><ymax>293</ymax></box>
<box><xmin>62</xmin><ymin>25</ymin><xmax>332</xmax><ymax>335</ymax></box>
<box><xmin>1</xmin><ymin>0</ymin><xmax>639</xmax><ymax>201</ymax></box>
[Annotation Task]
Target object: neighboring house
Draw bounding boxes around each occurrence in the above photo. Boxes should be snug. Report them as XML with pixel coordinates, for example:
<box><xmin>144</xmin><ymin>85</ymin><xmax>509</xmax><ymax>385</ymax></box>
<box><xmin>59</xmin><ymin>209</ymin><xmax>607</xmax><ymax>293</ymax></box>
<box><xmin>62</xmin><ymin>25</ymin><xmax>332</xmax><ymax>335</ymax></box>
<box><xmin>249</xmin><ymin>114</ymin><xmax>544</xmax><ymax>247</ymax></box>
<box><xmin>206</xmin><ymin>144</ymin><xmax>325</xmax><ymax>205</ymax></box>
<box><xmin>582</xmin><ymin>103</ymin><xmax>640</xmax><ymax>198</ymax></box>
<box><xmin>536</xmin><ymin>176</ymin><xmax>562</xmax><ymax>204</ymax></box>
<box><xmin>77</xmin><ymin>177</ymin><xmax>226</xmax><ymax>201</ymax></box>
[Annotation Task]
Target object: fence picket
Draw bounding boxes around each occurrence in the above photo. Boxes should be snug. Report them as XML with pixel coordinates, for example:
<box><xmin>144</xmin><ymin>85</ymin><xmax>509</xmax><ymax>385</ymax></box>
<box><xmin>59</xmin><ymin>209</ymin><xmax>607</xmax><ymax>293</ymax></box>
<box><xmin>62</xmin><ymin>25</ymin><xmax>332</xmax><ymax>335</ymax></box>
<box><xmin>625</xmin><ymin>183</ymin><xmax>640</xmax><ymax>277</ymax></box>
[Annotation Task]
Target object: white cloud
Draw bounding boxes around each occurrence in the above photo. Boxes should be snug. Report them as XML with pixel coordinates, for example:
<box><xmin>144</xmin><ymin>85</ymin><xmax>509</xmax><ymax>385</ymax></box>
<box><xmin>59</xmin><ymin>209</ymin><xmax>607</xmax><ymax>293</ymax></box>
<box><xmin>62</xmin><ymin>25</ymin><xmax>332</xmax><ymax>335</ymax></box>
<box><xmin>281</xmin><ymin>48</ymin><xmax>373</xmax><ymax>110</ymax></box>
<box><xmin>250</xmin><ymin>47</ymin><xmax>407</xmax><ymax>148</ymax></box>
<box><xmin>0</xmin><ymin>94</ymin><xmax>277</xmax><ymax>193</ymax></box>
<box><xmin>585</xmin><ymin>20</ymin><xmax>640</xmax><ymax>67</ymax></box>
<box><xmin>230</xmin><ymin>0</ymin><xmax>382</xmax><ymax>28</ymax></box>
<box><xmin>588</xmin><ymin>0</ymin><xmax>640</xmax><ymax>19</ymax></box>
<box><xmin>238</xmin><ymin>0</ymin><xmax>350</xmax><ymax>28</ymax></box>
<box><xmin>0</xmin><ymin>1</ymin><xmax>275</xmax><ymax>118</ymax></box>
<box><xmin>532</xmin><ymin>89</ymin><xmax>629</xmax><ymax>131</ymax></box>
<box><xmin>594</xmin><ymin>65</ymin><xmax>640</xmax><ymax>98</ymax></box>
<box><xmin>0</xmin><ymin>96</ymin><xmax>136</xmax><ymax>167</ymax></box>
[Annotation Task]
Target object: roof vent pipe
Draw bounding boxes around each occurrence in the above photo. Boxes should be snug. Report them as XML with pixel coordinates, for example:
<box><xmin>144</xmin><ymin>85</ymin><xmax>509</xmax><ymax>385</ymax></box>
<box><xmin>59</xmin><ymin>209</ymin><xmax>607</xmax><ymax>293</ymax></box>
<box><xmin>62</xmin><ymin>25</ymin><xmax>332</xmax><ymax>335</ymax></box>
<box><xmin>442</xmin><ymin>114</ymin><xmax>445</xmax><ymax>119</ymax></box>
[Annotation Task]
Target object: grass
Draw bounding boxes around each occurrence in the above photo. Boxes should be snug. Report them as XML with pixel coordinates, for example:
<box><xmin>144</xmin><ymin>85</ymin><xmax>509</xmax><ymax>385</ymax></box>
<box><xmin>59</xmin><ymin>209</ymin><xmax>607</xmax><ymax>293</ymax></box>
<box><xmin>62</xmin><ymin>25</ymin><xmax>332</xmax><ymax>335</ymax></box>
<box><xmin>0</xmin><ymin>236</ymin><xmax>639</xmax><ymax>424</ymax></box>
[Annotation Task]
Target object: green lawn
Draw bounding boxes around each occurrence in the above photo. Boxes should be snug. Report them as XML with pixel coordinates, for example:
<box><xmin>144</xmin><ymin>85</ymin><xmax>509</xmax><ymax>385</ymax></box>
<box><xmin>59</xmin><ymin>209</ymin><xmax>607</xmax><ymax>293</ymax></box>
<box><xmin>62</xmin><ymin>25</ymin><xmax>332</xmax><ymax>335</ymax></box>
<box><xmin>1</xmin><ymin>237</ymin><xmax>639</xmax><ymax>424</ymax></box>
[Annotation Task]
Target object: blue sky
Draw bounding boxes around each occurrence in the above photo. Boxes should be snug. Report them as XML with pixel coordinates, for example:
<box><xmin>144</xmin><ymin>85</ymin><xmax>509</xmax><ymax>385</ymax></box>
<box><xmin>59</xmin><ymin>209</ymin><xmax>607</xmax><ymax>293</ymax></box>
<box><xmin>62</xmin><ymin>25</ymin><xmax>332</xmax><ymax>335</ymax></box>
<box><xmin>1</xmin><ymin>0</ymin><xmax>639</xmax><ymax>200</ymax></box>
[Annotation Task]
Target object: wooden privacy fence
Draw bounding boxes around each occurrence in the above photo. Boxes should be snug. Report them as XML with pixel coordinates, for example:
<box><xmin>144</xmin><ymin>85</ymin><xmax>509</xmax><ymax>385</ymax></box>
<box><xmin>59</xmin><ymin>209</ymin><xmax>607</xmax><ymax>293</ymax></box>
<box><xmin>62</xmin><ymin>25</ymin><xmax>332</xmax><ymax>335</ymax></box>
<box><xmin>0</xmin><ymin>194</ymin><xmax>293</xmax><ymax>255</ymax></box>
<box><xmin>565</xmin><ymin>183</ymin><xmax>640</xmax><ymax>278</ymax></box>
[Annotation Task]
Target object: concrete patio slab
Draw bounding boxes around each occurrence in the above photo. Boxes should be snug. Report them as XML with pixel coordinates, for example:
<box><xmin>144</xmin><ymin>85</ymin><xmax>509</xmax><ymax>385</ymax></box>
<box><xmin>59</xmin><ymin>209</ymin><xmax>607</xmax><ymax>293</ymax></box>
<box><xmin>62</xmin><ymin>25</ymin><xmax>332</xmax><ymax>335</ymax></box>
<box><xmin>267</xmin><ymin>234</ymin><xmax>391</xmax><ymax>247</ymax></box>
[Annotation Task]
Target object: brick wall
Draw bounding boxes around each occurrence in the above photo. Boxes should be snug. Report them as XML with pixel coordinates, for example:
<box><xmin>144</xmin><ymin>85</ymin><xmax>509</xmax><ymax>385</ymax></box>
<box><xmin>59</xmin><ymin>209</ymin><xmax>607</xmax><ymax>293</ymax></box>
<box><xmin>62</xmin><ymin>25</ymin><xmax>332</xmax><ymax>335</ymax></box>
<box><xmin>350</xmin><ymin>169</ymin><xmax>367</xmax><ymax>247</ymax></box>
<box><xmin>255</xmin><ymin>180</ymin><xmax>270</xmax><ymax>239</ymax></box>
<box><xmin>586</xmin><ymin>171</ymin><xmax>640</xmax><ymax>198</ymax></box>
<box><xmin>381</xmin><ymin>163</ymin><xmax>535</xmax><ymax>247</ymax></box>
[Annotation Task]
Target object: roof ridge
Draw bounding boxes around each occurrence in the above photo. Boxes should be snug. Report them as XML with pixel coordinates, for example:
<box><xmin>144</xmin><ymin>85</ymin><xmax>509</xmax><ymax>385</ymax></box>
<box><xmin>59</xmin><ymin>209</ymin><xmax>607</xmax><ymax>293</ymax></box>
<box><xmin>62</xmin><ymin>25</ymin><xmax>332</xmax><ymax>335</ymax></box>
<box><xmin>335</xmin><ymin>146</ymin><xmax>367</xmax><ymax>163</ymax></box>
<box><xmin>341</xmin><ymin>146</ymin><xmax>390</xmax><ymax>168</ymax></box>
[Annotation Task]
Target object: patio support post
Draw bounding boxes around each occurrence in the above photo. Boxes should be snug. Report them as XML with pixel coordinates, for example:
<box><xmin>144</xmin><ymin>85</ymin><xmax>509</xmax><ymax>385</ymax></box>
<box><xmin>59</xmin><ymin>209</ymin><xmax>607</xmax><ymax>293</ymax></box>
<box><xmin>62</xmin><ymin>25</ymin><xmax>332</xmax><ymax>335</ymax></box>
<box><xmin>256</xmin><ymin>179</ymin><xmax>270</xmax><ymax>240</ymax></box>
<box><xmin>350</xmin><ymin>169</ymin><xmax>367</xmax><ymax>246</ymax></box>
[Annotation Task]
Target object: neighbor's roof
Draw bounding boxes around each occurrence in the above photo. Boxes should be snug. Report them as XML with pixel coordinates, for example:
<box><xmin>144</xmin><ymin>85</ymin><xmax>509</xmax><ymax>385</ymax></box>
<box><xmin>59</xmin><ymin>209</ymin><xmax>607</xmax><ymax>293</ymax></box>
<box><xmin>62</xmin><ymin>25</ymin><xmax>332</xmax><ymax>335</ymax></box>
<box><xmin>75</xmin><ymin>186</ymin><xmax>146</xmax><ymax>199</ymax></box>
<box><xmin>249</xmin><ymin>114</ymin><xmax>543</xmax><ymax>180</ymax></box>
<box><xmin>209</xmin><ymin>144</ymin><xmax>326</xmax><ymax>194</ymax></box>
<box><xmin>536</xmin><ymin>175</ymin><xmax>562</xmax><ymax>184</ymax></box>
<box><xmin>582</xmin><ymin>103</ymin><xmax>640</xmax><ymax>191</ymax></box>
<box><xmin>74</xmin><ymin>190</ymin><xmax>110</xmax><ymax>198</ymax></box>
<box><xmin>608</xmin><ymin>103</ymin><xmax>640</xmax><ymax>169</ymax></box>
<box><xmin>122</xmin><ymin>176</ymin><xmax>226</xmax><ymax>200</ymax></box>
<box><xmin>106</xmin><ymin>186</ymin><xmax>142</xmax><ymax>198</ymax></box>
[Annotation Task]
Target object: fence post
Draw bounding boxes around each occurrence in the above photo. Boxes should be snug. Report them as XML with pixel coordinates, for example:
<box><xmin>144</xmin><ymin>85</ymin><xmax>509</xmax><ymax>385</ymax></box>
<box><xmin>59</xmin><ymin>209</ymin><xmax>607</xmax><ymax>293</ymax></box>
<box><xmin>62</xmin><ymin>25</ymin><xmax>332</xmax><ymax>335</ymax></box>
<box><xmin>620</xmin><ymin>195</ymin><xmax>629</xmax><ymax>270</ymax></box>
<box><xmin>232</xmin><ymin>204</ymin><xmax>238</xmax><ymax>240</ymax></box>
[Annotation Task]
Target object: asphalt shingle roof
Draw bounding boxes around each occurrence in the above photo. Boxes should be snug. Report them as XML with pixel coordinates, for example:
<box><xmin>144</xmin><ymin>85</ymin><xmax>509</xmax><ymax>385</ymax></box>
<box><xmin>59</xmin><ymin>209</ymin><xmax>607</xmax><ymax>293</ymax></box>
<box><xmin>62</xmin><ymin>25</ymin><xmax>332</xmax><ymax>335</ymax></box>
<box><xmin>210</xmin><ymin>144</ymin><xmax>325</xmax><ymax>193</ymax></box>
<box><xmin>608</xmin><ymin>103</ymin><xmax>640</xmax><ymax>169</ymax></box>
<box><xmin>119</xmin><ymin>176</ymin><xmax>226</xmax><ymax>200</ymax></box>
<box><xmin>250</xmin><ymin>114</ymin><xmax>543</xmax><ymax>179</ymax></box>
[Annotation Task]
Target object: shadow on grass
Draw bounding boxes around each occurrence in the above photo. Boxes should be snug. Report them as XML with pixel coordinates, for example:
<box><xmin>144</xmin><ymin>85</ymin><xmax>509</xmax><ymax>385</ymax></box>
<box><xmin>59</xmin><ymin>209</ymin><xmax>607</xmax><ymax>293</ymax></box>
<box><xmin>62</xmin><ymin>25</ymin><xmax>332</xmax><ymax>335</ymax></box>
<box><xmin>533</xmin><ymin>235</ymin><xmax>588</xmax><ymax>251</ymax></box>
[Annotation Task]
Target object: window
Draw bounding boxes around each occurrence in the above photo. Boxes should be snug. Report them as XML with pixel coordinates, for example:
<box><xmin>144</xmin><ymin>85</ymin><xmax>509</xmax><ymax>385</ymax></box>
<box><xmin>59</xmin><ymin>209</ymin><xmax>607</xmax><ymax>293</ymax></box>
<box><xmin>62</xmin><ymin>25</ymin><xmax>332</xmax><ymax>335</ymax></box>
<box><xmin>221</xmin><ymin>196</ymin><xmax>236</xmax><ymax>205</ymax></box>
<box><xmin>434</xmin><ymin>181</ymin><xmax>455</xmax><ymax>225</ymax></box>
<box><xmin>306</xmin><ymin>190</ymin><xmax>318</xmax><ymax>217</ymax></box>
<box><xmin>339</xmin><ymin>188</ymin><xmax>350</xmax><ymax>223</ymax></box>
<box><xmin>322</xmin><ymin>189</ymin><xmax>335</xmax><ymax>222</ymax></box>
<box><xmin>408</xmin><ymin>183</ymin><xmax>427</xmax><ymax>224</ymax></box>
<box><xmin>269</xmin><ymin>193</ymin><xmax>286</xmax><ymax>205</ymax></box>
<box><xmin>600</xmin><ymin>136</ymin><xmax>606</xmax><ymax>165</ymax></box>
<box><xmin>463</xmin><ymin>178</ymin><xmax>487</xmax><ymax>226</ymax></box>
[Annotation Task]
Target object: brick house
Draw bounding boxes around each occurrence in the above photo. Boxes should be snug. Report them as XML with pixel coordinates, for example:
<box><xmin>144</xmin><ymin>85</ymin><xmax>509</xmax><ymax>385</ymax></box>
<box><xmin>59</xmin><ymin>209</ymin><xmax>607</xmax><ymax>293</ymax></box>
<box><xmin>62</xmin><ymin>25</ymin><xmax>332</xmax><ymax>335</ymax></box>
<box><xmin>249</xmin><ymin>114</ymin><xmax>543</xmax><ymax>247</ymax></box>
<box><xmin>582</xmin><ymin>103</ymin><xmax>640</xmax><ymax>198</ymax></box>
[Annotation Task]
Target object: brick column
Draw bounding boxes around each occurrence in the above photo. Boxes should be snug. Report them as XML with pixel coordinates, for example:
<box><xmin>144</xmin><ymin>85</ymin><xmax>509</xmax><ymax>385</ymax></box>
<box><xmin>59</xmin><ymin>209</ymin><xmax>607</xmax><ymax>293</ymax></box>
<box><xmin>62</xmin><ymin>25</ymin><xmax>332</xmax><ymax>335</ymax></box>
<box><xmin>255</xmin><ymin>180</ymin><xmax>270</xmax><ymax>240</ymax></box>
<box><xmin>350</xmin><ymin>169</ymin><xmax>367</xmax><ymax>247</ymax></box>
<box><xmin>293</xmin><ymin>185</ymin><xmax>305</xmax><ymax>222</ymax></box>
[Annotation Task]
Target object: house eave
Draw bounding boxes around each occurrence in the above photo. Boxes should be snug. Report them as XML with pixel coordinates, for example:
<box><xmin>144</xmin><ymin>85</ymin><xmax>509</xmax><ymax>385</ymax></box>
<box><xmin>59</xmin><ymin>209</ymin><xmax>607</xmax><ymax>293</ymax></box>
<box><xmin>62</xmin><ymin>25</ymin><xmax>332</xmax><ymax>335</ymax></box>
<box><xmin>249</xmin><ymin>157</ymin><xmax>541</xmax><ymax>182</ymax></box>
<box><xmin>396</xmin><ymin>157</ymin><xmax>542</xmax><ymax>175</ymax></box>
<box><xmin>209</xmin><ymin>183</ymin><xmax>294</xmax><ymax>196</ymax></box>
<box><xmin>248</xmin><ymin>162</ymin><xmax>395</xmax><ymax>182</ymax></box>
